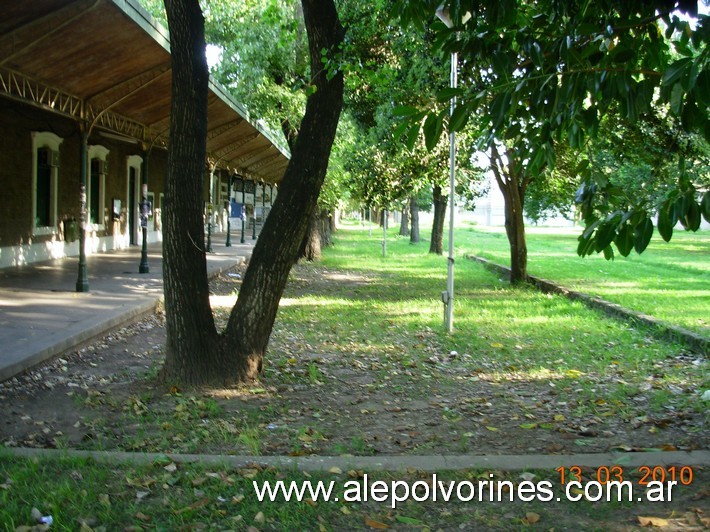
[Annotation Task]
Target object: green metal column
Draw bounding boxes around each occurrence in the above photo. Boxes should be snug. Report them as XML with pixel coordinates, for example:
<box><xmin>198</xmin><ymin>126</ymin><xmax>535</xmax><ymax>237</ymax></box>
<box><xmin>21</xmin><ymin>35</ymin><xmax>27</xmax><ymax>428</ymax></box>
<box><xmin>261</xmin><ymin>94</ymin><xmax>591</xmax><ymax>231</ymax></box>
<box><xmin>76</xmin><ymin>128</ymin><xmax>89</xmax><ymax>292</ymax></box>
<box><xmin>206</xmin><ymin>167</ymin><xmax>214</xmax><ymax>252</ymax></box>
<box><xmin>240</xmin><ymin>178</ymin><xmax>246</xmax><ymax>244</ymax></box>
<box><xmin>139</xmin><ymin>148</ymin><xmax>150</xmax><ymax>273</ymax></box>
<box><xmin>225</xmin><ymin>175</ymin><xmax>233</xmax><ymax>247</ymax></box>
<box><xmin>251</xmin><ymin>181</ymin><xmax>257</xmax><ymax>240</ymax></box>
<box><xmin>261</xmin><ymin>181</ymin><xmax>266</xmax><ymax>234</ymax></box>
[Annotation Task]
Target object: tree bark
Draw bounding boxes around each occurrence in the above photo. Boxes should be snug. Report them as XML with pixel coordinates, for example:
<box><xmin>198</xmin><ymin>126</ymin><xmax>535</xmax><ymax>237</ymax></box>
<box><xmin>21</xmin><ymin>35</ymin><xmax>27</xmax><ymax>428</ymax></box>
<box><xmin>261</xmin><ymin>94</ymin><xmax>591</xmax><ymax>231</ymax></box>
<box><xmin>160</xmin><ymin>0</ymin><xmax>225</xmax><ymax>385</ymax></box>
<box><xmin>429</xmin><ymin>184</ymin><xmax>446</xmax><ymax>254</ymax></box>
<box><xmin>331</xmin><ymin>208</ymin><xmax>339</xmax><ymax>232</ymax></box>
<box><xmin>399</xmin><ymin>204</ymin><xmax>410</xmax><ymax>236</ymax></box>
<box><xmin>160</xmin><ymin>0</ymin><xmax>344</xmax><ymax>386</ymax></box>
<box><xmin>299</xmin><ymin>211</ymin><xmax>322</xmax><ymax>262</ymax></box>
<box><xmin>323</xmin><ymin>212</ymin><xmax>334</xmax><ymax>246</ymax></box>
<box><xmin>222</xmin><ymin>0</ymin><xmax>344</xmax><ymax>381</ymax></box>
<box><xmin>490</xmin><ymin>144</ymin><xmax>528</xmax><ymax>284</ymax></box>
<box><xmin>409</xmin><ymin>196</ymin><xmax>420</xmax><ymax>243</ymax></box>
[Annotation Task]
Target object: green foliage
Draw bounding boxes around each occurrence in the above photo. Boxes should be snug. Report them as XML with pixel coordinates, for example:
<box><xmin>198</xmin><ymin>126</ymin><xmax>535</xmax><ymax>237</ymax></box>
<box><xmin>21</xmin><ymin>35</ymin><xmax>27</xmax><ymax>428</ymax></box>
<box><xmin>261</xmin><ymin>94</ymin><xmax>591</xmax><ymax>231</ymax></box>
<box><xmin>202</xmin><ymin>0</ymin><xmax>309</xmax><ymax>138</ymax></box>
<box><xmin>393</xmin><ymin>0</ymin><xmax>709</xmax><ymax>258</ymax></box>
<box><xmin>575</xmin><ymin>109</ymin><xmax>710</xmax><ymax>258</ymax></box>
<box><xmin>337</xmin><ymin>0</ymin><xmax>484</xmax><ymax>213</ymax></box>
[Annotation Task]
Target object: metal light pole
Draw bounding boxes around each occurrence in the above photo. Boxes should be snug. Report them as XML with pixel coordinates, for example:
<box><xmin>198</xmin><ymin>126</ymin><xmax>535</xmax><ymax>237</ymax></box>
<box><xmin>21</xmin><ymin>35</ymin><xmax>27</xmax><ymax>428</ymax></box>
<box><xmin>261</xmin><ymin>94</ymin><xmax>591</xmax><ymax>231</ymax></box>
<box><xmin>382</xmin><ymin>209</ymin><xmax>387</xmax><ymax>258</ymax></box>
<box><xmin>436</xmin><ymin>4</ymin><xmax>461</xmax><ymax>333</ymax></box>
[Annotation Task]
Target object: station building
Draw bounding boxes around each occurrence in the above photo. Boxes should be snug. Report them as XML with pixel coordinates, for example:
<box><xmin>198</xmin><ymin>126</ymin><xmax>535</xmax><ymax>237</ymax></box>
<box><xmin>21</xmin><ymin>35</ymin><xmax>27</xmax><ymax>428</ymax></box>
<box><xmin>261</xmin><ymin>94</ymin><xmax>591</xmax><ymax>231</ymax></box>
<box><xmin>0</xmin><ymin>0</ymin><xmax>289</xmax><ymax>271</ymax></box>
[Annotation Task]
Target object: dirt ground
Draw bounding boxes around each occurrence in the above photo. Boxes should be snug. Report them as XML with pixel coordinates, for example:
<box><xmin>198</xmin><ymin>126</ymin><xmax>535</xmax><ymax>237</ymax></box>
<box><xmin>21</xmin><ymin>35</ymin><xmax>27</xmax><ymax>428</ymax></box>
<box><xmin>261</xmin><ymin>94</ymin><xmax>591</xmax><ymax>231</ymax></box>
<box><xmin>0</xmin><ymin>262</ymin><xmax>707</xmax><ymax>461</ymax></box>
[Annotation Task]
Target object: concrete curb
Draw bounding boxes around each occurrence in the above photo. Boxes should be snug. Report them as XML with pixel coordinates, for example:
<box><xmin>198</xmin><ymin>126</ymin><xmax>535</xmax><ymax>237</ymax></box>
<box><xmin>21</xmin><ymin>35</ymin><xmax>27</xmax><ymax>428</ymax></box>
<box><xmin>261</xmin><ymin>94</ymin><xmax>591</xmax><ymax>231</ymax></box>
<box><xmin>2</xmin><ymin>447</ymin><xmax>708</xmax><ymax>472</ymax></box>
<box><xmin>466</xmin><ymin>255</ymin><xmax>709</xmax><ymax>355</ymax></box>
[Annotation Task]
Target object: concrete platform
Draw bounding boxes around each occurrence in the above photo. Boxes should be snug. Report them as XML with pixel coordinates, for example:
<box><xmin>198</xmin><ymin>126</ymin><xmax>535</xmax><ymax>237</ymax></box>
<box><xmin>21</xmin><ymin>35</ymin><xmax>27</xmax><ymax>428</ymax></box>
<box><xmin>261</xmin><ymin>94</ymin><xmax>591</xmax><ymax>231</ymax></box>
<box><xmin>0</xmin><ymin>233</ymin><xmax>254</xmax><ymax>382</ymax></box>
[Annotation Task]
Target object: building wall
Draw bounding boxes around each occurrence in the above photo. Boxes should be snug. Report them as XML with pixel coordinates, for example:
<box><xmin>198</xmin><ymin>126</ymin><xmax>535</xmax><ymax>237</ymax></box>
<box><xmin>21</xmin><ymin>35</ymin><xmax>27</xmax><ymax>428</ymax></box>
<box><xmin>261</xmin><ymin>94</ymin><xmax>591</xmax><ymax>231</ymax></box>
<box><xmin>0</xmin><ymin>99</ymin><xmax>166</xmax><ymax>268</ymax></box>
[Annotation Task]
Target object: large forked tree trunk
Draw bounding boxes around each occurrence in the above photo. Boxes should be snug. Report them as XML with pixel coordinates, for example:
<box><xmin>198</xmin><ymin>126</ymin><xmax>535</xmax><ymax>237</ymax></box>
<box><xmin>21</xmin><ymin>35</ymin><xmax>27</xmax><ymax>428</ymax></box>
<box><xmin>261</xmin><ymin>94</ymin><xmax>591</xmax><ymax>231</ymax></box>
<box><xmin>161</xmin><ymin>0</ymin><xmax>223</xmax><ymax>384</ymax></box>
<box><xmin>490</xmin><ymin>144</ymin><xmax>529</xmax><ymax>284</ymax></box>
<box><xmin>160</xmin><ymin>0</ymin><xmax>344</xmax><ymax>386</ymax></box>
<box><xmin>222</xmin><ymin>0</ymin><xmax>344</xmax><ymax>380</ymax></box>
<box><xmin>429</xmin><ymin>184</ymin><xmax>447</xmax><ymax>254</ymax></box>
<box><xmin>409</xmin><ymin>196</ymin><xmax>420</xmax><ymax>243</ymax></box>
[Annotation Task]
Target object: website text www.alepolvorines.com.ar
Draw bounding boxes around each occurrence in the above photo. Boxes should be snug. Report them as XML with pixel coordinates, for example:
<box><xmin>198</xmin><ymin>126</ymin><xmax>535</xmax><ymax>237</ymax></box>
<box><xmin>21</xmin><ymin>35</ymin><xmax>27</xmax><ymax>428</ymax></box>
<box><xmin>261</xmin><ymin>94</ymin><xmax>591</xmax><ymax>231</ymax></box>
<box><xmin>253</xmin><ymin>472</ymin><xmax>682</xmax><ymax>509</ymax></box>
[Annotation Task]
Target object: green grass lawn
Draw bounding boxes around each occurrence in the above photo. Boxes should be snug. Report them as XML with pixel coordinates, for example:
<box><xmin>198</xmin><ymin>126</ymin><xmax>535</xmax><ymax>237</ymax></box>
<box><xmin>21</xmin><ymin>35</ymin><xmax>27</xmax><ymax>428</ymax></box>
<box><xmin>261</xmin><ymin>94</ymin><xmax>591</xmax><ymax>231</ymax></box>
<box><xmin>316</xmin><ymin>222</ymin><xmax>706</xmax><ymax>379</ymax></box>
<box><xmin>2</xmin><ymin>453</ymin><xmax>707</xmax><ymax>530</ymax></box>
<box><xmin>1</xmin><ymin>222</ymin><xmax>707</xmax><ymax>530</ymax></box>
<box><xmin>454</xmin><ymin>223</ymin><xmax>709</xmax><ymax>336</ymax></box>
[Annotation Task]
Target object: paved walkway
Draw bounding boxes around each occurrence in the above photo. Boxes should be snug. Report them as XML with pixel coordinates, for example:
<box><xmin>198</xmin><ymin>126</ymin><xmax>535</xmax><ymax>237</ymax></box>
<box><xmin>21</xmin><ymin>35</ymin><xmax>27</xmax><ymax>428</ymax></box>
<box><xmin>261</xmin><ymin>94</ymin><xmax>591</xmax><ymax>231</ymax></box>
<box><xmin>0</xmin><ymin>232</ymin><xmax>255</xmax><ymax>382</ymax></box>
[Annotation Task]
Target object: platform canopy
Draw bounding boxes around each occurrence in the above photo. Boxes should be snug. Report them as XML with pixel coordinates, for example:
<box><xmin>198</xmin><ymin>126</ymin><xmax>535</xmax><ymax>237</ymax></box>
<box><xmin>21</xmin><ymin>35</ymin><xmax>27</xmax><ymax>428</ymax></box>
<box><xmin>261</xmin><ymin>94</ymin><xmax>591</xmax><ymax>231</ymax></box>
<box><xmin>0</xmin><ymin>0</ymin><xmax>290</xmax><ymax>184</ymax></box>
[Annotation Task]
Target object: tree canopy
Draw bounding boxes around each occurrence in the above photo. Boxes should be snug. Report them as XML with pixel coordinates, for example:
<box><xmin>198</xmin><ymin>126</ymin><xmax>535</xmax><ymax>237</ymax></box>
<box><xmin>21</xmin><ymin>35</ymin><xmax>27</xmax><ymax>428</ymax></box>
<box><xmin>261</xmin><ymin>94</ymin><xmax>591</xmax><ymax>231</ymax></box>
<box><xmin>394</xmin><ymin>0</ymin><xmax>709</xmax><ymax>261</ymax></box>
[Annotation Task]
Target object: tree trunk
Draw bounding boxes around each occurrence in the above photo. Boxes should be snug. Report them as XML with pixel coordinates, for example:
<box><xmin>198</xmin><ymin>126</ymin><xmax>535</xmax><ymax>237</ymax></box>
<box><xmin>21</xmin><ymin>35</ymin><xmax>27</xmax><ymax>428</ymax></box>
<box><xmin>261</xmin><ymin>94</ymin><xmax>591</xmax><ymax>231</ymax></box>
<box><xmin>399</xmin><ymin>204</ymin><xmax>410</xmax><ymax>236</ymax></box>
<box><xmin>299</xmin><ymin>211</ymin><xmax>322</xmax><ymax>262</ymax></box>
<box><xmin>222</xmin><ymin>0</ymin><xmax>344</xmax><ymax>381</ymax></box>
<box><xmin>490</xmin><ymin>144</ymin><xmax>528</xmax><ymax>284</ymax></box>
<box><xmin>160</xmin><ymin>0</ymin><xmax>225</xmax><ymax>385</ymax></box>
<box><xmin>323</xmin><ymin>213</ymin><xmax>333</xmax><ymax>247</ymax></box>
<box><xmin>409</xmin><ymin>196</ymin><xmax>420</xmax><ymax>243</ymax></box>
<box><xmin>501</xmin><ymin>184</ymin><xmax>528</xmax><ymax>283</ymax></box>
<box><xmin>429</xmin><ymin>184</ymin><xmax>447</xmax><ymax>254</ymax></box>
<box><xmin>160</xmin><ymin>0</ymin><xmax>344</xmax><ymax>386</ymax></box>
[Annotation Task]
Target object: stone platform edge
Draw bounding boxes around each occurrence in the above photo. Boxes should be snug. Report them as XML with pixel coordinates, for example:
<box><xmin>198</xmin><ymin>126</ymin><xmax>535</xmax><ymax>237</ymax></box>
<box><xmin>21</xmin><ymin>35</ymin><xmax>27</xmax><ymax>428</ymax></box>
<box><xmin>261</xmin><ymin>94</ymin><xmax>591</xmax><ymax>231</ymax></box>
<box><xmin>466</xmin><ymin>255</ymin><xmax>709</xmax><ymax>356</ymax></box>
<box><xmin>1</xmin><ymin>447</ymin><xmax>708</xmax><ymax>472</ymax></box>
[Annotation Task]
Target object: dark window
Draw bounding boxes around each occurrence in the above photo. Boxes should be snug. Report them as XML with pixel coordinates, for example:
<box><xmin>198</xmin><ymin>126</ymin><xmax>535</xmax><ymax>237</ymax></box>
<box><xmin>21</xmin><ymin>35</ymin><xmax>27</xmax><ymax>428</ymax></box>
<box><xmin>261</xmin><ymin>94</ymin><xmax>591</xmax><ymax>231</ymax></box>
<box><xmin>36</xmin><ymin>148</ymin><xmax>52</xmax><ymax>226</ymax></box>
<box><xmin>90</xmin><ymin>159</ymin><xmax>101</xmax><ymax>224</ymax></box>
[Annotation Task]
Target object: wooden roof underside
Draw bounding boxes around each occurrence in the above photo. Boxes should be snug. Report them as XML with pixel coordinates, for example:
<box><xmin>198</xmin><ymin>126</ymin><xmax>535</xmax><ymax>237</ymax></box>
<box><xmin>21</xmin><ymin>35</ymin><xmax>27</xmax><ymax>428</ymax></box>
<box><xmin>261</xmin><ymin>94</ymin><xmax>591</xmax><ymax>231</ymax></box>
<box><xmin>0</xmin><ymin>0</ymin><xmax>289</xmax><ymax>184</ymax></box>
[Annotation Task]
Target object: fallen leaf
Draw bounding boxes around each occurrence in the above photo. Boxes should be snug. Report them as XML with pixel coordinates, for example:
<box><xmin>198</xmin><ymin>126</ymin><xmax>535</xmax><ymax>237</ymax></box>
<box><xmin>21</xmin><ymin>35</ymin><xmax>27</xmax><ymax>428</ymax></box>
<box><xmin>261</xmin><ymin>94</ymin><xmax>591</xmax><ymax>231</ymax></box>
<box><xmin>485</xmin><ymin>426</ymin><xmax>499</xmax><ymax>432</ymax></box>
<box><xmin>135</xmin><ymin>511</ymin><xmax>152</xmax><ymax>522</ymax></box>
<box><xmin>239</xmin><ymin>468</ymin><xmax>259</xmax><ymax>479</ymax></box>
<box><xmin>395</xmin><ymin>515</ymin><xmax>424</xmax><ymax>525</ymax></box>
<box><xmin>175</xmin><ymin>497</ymin><xmax>210</xmax><ymax>514</ymax></box>
<box><xmin>637</xmin><ymin>516</ymin><xmax>669</xmax><ymax>527</ymax></box>
<box><xmin>364</xmin><ymin>516</ymin><xmax>389</xmax><ymax>529</ymax></box>
<box><xmin>329</xmin><ymin>467</ymin><xmax>343</xmax><ymax>474</ymax></box>
<box><xmin>254</xmin><ymin>511</ymin><xmax>266</xmax><ymax>524</ymax></box>
<box><xmin>519</xmin><ymin>423</ymin><xmax>537</xmax><ymax>429</ymax></box>
<box><xmin>524</xmin><ymin>512</ymin><xmax>540</xmax><ymax>524</ymax></box>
